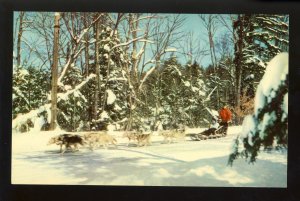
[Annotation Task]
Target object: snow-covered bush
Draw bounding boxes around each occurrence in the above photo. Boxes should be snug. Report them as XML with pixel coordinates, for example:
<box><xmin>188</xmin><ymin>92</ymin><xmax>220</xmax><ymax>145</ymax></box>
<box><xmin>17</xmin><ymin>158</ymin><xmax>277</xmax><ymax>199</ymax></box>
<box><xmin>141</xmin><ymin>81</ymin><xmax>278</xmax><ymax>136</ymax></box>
<box><xmin>12</xmin><ymin>66</ymin><xmax>50</xmax><ymax>132</ymax></box>
<box><xmin>228</xmin><ymin>53</ymin><xmax>288</xmax><ymax>165</ymax></box>
<box><xmin>13</xmin><ymin>67</ymin><xmax>50</xmax><ymax>119</ymax></box>
<box><xmin>12</xmin><ymin>104</ymin><xmax>51</xmax><ymax>133</ymax></box>
<box><xmin>57</xmin><ymin>91</ymin><xmax>88</xmax><ymax>131</ymax></box>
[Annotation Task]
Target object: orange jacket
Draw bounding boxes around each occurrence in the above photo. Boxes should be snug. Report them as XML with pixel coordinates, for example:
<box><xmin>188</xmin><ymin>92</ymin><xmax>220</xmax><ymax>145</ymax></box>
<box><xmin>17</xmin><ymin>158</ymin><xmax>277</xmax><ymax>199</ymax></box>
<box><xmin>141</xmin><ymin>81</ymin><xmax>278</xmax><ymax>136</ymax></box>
<box><xmin>219</xmin><ymin>108</ymin><xmax>232</xmax><ymax>122</ymax></box>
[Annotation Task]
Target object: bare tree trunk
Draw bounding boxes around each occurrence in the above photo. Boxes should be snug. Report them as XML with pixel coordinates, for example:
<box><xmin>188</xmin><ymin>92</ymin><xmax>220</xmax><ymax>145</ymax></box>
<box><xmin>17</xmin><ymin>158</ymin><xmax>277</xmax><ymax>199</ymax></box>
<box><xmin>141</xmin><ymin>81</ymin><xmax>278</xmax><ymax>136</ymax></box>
<box><xmin>201</xmin><ymin>14</ymin><xmax>220</xmax><ymax>108</ymax></box>
<box><xmin>233</xmin><ymin>14</ymin><xmax>245</xmax><ymax>124</ymax></box>
<box><xmin>236</xmin><ymin>18</ymin><xmax>243</xmax><ymax>110</ymax></box>
<box><xmin>50</xmin><ymin>13</ymin><xmax>60</xmax><ymax>130</ymax></box>
<box><xmin>83</xmin><ymin>13</ymin><xmax>90</xmax><ymax>77</ymax></box>
<box><xmin>130</xmin><ymin>13</ymin><xmax>140</xmax><ymax>86</ymax></box>
<box><xmin>128</xmin><ymin>13</ymin><xmax>139</xmax><ymax>130</ymax></box>
<box><xmin>16</xmin><ymin>12</ymin><xmax>25</xmax><ymax>67</ymax></box>
<box><xmin>93</xmin><ymin>15</ymin><xmax>100</xmax><ymax>122</ymax></box>
<box><xmin>211</xmin><ymin>34</ymin><xmax>218</xmax><ymax>71</ymax></box>
<box><xmin>208</xmin><ymin>32</ymin><xmax>215</xmax><ymax>69</ymax></box>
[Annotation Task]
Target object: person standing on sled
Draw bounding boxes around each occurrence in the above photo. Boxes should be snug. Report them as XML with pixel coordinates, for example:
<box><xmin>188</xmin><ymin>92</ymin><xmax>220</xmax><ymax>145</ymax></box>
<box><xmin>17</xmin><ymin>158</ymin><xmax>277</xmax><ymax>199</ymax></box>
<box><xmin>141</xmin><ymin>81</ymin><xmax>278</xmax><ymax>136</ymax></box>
<box><xmin>219</xmin><ymin>105</ymin><xmax>232</xmax><ymax>136</ymax></box>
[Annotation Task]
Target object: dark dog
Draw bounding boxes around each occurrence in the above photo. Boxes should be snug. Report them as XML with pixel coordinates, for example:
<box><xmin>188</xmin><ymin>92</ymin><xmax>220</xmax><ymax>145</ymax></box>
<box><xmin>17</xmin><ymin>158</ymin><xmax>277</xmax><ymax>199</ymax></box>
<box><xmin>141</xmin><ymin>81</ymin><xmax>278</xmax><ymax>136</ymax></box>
<box><xmin>47</xmin><ymin>134</ymin><xmax>85</xmax><ymax>154</ymax></box>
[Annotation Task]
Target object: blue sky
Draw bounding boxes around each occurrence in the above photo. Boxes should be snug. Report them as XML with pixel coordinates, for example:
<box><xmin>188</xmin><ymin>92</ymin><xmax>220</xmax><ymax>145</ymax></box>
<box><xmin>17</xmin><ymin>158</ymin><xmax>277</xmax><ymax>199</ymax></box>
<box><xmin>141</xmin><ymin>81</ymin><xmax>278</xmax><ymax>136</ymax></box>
<box><xmin>139</xmin><ymin>13</ymin><xmax>234</xmax><ymax>69</ymax></box>
<box><xmin>180</xmin><ymin>14</ymin><xmax>233</xmax><ymax>67</ymax></box>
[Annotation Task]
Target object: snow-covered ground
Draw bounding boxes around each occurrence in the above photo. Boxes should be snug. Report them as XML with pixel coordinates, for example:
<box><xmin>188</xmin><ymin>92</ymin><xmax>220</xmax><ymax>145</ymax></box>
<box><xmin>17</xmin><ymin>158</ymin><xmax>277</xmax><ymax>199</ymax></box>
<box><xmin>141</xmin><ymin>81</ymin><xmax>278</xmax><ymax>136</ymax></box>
<box><xmin>11</xmin><ymin>126</ymin><xmax>287</xmax><ymax>187</ymax></box>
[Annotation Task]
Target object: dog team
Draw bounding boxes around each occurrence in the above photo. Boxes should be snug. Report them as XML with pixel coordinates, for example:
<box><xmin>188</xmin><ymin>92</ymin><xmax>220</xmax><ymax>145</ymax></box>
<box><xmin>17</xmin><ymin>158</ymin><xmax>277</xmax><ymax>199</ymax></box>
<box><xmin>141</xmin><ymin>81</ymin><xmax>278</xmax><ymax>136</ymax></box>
<box><xmin>47</xmin><ymin>105</ymin><xmax>232</xmax><ymax>154</ymax></box>
<box><xmin>47</xmin><ymin>128</ymin><xmax>187</xmax><ymax>154</ymax></box>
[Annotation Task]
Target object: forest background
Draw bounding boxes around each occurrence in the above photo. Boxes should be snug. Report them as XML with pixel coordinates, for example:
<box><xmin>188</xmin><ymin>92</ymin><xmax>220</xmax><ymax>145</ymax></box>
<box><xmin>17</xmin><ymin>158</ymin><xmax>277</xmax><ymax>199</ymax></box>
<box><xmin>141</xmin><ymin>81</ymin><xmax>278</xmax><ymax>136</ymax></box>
<box><xmin>12</xmin><ymin>12</ymin><xmax>289</xmax><ymax>133</ymax></box>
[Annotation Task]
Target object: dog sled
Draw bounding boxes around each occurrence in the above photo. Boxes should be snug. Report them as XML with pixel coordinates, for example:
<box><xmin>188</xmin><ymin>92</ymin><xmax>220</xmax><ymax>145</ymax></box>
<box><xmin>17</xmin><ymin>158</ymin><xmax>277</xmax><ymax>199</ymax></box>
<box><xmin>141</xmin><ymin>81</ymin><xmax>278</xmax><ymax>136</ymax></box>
<box><xmin>186</xmin><ymin>126</ymin><xmax>225</xmax><ymax>141</ymax></box>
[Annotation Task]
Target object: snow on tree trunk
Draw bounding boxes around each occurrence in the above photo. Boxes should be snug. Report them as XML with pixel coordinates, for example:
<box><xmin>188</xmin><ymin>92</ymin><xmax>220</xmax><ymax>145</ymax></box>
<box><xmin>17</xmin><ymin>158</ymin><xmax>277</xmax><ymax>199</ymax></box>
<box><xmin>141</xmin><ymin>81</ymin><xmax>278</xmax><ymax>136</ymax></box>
<box><xmin>228</xmin><ymin>53</ymin><xmax>288</xmax><ymax>165</ymax></box>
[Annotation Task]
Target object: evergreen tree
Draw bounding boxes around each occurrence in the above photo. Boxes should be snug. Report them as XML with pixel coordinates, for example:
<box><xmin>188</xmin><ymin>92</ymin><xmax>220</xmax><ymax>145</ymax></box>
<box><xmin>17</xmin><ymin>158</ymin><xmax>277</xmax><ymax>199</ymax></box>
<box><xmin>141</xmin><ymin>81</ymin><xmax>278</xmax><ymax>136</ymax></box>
<box><xmin>158</xmin><ymin>56</ymin><xmax>184</xmax><ymax>128</ymax></box>
<box><xmin>243</xmin><ymin>14</ymin><xmax>288</xmax><ymax>85</ymax></box>
<box><xmin>12</xmin><ymin>67</ymin><xmax>50</xmax><ymax>119</ymax></box>
<box><xmin>146</xmin><ymin>57</ymin><xmax>209</xmax><ymax>129</ymax></box>
<box><xmin>82</xmin><ymin>25</ymin><xmax>131</xmax><ymax>130</ymax></box>
<box><xmin>203</xmin><ymin>64</ymin><xmax>224</xmax><ymax>118</ymax></box>
<box><xmin>183</xmin><ymin>61</ymin><xmax>208</xmax><ymax>126</ymax></box>
<box><xmin>233</xmin><ymin>14</ymin><xmax>288</xmax><ymax>123</ymax></box>
<box><xmin>234</xmin><ymin>14</ymin><xmax>289</xmax><ymax>98</ymax></box>
<box><xmin>228</xmin><ymin>53</ymin><xmax>288</xmax><ymax>165</ymax></box>
<box><xmin>57</xmin><ymin>66</ymin><xmax>88</xmax><ymax>131</ymax></box>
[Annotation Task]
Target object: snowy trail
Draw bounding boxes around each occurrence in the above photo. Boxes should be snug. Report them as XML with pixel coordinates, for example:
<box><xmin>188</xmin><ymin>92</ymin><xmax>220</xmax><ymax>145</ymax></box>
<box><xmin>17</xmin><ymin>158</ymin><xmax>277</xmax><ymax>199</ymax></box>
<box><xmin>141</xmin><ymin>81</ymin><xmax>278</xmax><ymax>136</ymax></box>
<box><xmin>116</xmin><ymin>146</ymin><xmax>186</xmax><ymax>163</ymax></box>
<box><xmin>11</xmin><ymin>126</ymin><xmax>287</xmax><ymax>187</ymax></box>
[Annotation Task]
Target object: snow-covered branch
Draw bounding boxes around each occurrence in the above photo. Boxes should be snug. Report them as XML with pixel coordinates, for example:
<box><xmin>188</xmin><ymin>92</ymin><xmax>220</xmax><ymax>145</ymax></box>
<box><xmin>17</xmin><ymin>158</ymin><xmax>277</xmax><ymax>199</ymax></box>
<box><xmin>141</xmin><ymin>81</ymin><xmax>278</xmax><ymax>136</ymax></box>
<box><xmin>57</xmin><ymin>58</ymin><xmax>72</xmax><ymax>85</ymax></box>
<box><xmin>204</xmin><ymin>86</ymin><xmax>217</xmax><ymax>102</ymax></box>
<box><xmin>73</xmin><ymin>46</ymin><xmax>86</xmax><ymax>60</ymax></box>
<box><xmin>138</xmin><ymin>66</ymin><xmax>155</xmax><ymax>90</ymax></box>
<box><xmin>57</xmin><ymin>13</ymin><xmax>103</xmax><ymax>84</ymax></box>
<box><xmin>58</xmin><ymin>73</ymin><xmax>96</xmax><ymax>101</ymax></box>
<box><xmin>135</xmin><ymin>48</ymin><xmax>145</xmax><ymax>61</ymax></box>
<box><xmin>164</xmin><ymin>48</ymin><xmax>177</xmax><ymax>52</ymax></box>
<box><xmin>142</xmin><ymin>59</ymin><xmax>156</xmax><ymax>67</ymax></box>
<box><xmin>171</xmin><ymin>64</ymin><xmax>182</xmax><ymax>76</ymax></box>
<box><xmin>138</xmin><ymin>39</ymin><xmax>155</xmax><ymax>44</ymax></box>
<box><xmin>110</xmin><ymin>35</ymin><xmax>146</xmax><ymax>51</ymax></box>
<box><xmin>134</xmin><ymin>39</ymin><xmax>154</xmax><ymax>66</ymax></box>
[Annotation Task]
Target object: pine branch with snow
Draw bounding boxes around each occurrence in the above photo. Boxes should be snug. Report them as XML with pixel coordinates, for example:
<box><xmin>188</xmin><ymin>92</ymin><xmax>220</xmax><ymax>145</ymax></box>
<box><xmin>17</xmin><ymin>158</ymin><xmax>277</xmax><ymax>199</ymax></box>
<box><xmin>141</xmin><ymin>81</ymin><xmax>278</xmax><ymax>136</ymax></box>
<box><xmin>228</xmin><ymin>53</ymin><xmax>288</xmax><ymax>165</ymax></box>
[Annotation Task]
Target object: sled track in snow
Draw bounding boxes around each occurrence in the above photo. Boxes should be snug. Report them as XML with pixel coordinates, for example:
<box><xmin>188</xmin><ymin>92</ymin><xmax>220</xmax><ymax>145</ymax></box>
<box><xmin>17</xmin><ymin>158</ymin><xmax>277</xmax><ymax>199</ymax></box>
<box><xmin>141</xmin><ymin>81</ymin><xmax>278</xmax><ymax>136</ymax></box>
<box><xmin>185</xmin><ymin>133</ymin><xmax>226</xmax><ymax>141</ymax></box>
<box><xmin>116</xmin><ymin>147</ymin><xmax>186</xmax><ymax>163</ymax></box>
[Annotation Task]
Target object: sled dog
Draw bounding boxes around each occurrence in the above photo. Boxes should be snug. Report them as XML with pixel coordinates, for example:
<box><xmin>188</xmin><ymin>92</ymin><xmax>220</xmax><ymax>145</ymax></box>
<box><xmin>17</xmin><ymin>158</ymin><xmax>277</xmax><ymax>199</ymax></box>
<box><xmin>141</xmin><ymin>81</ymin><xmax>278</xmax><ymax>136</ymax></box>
<box><xmin>83</xmin><ymin>131</ymin><xmax>107</xmax><ymax>141</ymax></box>
<box><xmin>159</xmin><ymin>130</ymin><xmax>186</xmax><ymax>144</ymax></box>
<box><xmin>47</xmin><ymin>134</ymin><xmax>85</xmax><ymax>154</ymax></box>
<box><xmin>136</xmin><ymin>133</ymin><xmax>152</xmax><ymax>147</ymax></box>
<box><xmin>123</xmin><ymin>131</ymin><xmax>152</xmax><ymax>147</ymax></box>
<box><xmin>123</xmin><ymin>131</ymin><xmax>139</xmax><ymax>146</ymax></box>
<box><xmin>85</xmin><ymin>132</ymin><xmax>117</xmax><ymax>150</ymax></box>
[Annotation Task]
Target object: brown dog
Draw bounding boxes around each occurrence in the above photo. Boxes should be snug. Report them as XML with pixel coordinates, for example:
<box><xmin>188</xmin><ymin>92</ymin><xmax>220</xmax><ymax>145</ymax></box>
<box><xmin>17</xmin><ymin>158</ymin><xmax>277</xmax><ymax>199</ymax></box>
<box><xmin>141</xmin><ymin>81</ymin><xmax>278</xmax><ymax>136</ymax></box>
<box><xmin>123</xmin><ymin>131</ymin><xmax>152</xmax><ymax>147</ymax></box>
<box><xmin>159</xmin><ymin>130</ymin><xmax>186</xmax><ymax>144</ymax></box>
<box><xmin>84</xmin><ymin>132</ymin><xmax>117</xmax><ymax>150</ymax></box>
